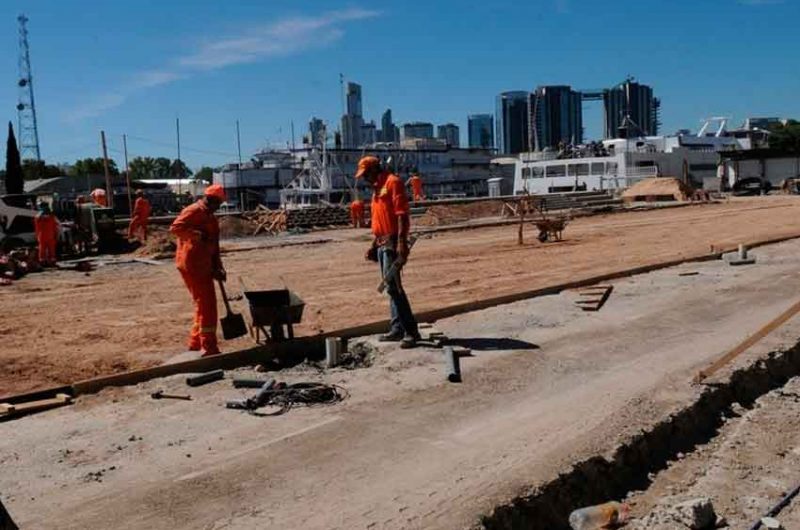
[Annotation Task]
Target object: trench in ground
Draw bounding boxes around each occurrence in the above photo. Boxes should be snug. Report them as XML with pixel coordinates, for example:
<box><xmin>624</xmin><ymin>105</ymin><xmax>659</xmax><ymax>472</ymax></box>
<box><xmin>480</xmin><ymin>339</ymin><xmax>800</xmax><ymax>530</ymax></box>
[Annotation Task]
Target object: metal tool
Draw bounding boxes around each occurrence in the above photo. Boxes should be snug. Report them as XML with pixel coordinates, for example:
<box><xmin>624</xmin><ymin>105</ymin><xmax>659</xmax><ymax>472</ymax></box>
<box><xmin>151</xmin><ymin>390</ymin><xmax>192</xmax><ymax>401</ymax></box>
<box><xmin>186</xmin><ymin>369</ymin><xmax>225</xmax><ymax>387</ymax></box>
<box><xmin>218</xmin><ymin>280</ymin><xmax>247</xmax><ymax>340</ymax></box>
<box><xmin>377</xmin><ymin>234</ymin><xmax>418</xmax><ymax>293</ymax></box>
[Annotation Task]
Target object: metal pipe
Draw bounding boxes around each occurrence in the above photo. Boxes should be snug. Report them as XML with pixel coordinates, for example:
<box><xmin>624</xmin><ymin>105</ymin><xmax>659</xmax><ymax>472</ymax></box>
<box><xmin>185</xmin><ymin>369</ymin><xmax>224</xmax><ymax>387</ymax></box>
<box><xmin>748</xmin><ymin>483</ymin><xmax>800</xmax><ymax>530</ymax></box>
<box><xmin>443</xmin><ymin>346</ymin><xmax>461</xmax><ymax>383</ymax></box>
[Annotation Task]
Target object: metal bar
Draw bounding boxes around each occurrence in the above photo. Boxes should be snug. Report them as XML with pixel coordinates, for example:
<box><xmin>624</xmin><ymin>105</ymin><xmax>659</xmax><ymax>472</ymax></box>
<box><xmin>748</xmin><ymin>483</ymin><xmax>800</xmax><ymax>530</ymax></box>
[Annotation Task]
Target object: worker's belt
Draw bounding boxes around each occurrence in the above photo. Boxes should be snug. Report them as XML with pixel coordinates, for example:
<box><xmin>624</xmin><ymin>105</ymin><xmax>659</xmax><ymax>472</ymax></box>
<box><xmin>376</xmin><ymin>235</ymin><xmax>397</xmax><ymax>249</ymax></box>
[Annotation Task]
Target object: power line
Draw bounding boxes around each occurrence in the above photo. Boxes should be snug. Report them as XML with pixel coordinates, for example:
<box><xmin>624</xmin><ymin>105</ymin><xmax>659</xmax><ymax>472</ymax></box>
<box><xmin>123</xmin><ymin>134</ymin><xmax>238</xmax><ymax>158</ymax></box>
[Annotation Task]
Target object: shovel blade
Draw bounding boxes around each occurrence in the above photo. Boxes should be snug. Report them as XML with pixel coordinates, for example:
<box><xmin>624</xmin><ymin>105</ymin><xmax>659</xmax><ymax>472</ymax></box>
<box><xmin>220</xmin><ymin>312</ymin><xmax>248</xmax><ymax>340</ymax></box>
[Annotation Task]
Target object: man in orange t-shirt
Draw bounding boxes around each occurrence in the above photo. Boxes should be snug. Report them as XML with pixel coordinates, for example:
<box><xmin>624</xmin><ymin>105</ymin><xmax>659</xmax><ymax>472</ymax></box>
<box><xmin>349</xmin><ymin>198</ymin><xmax>365</xmax><ymax>228</ymax></box>
<box><xmin>355</xmin><ymin>156</ymin><xmax>420</xmax><ymax>348</ymax></box>
<box><xmin>34</xmin><ymin>202</ymin><xmax>60</xmax><ymax>266</ymax></box>
<box><xmin>408</xmin><ymin>172</ymin><xmax>424</xmax><ymax>202</ymax></box>
<box><xmin>169</xmin><ymin>184</ymin><xmax>227</xmax><ymax>357</ymax></box>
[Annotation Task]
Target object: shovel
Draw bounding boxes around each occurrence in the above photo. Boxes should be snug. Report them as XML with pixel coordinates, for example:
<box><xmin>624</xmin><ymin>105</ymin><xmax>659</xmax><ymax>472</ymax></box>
<box><xmin>217</xmin><ymin>280</ymin><xmax>247</xmax><ymax>340</ymax></box>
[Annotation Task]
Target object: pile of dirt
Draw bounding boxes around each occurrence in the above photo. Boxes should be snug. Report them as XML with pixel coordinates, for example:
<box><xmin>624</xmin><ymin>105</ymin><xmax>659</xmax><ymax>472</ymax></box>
<box><xmin>132</xmin><ymin>228</ymin><xmax>176</xmax><ymax>259</ymax></box>
<box><xmin>622</xmin><ymin>177</ymin><xmax>694</xmax><ymax>202</ymax></box>
<box><xmin>415</xmin><ymin>200</ymin><xmax>507</xmax><ymax>226</ymax></box>
<box><xmin>218</xmin><ymin>215</ymin><xmax>259</xmax><ymax>237</ymax></box>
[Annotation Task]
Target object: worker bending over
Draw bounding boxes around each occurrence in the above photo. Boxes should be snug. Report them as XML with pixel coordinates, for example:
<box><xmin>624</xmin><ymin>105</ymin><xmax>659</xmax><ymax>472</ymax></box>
<box><xmin>128</xmin><ymin>190</ymin><xmax>151</xmax><ymax>242</ymax></box>
<box><xmin>408</xmin><ymin>171</ymin><xmax>424</xmax><ymax>202</ymax></box>
<box><xmin>90</xmin><ymin>188</ymin><xmax>108</xmax><ymax>207</ymax></box>
<box><xmin>34</xmin><ymin>202</ymin><xmax>59</xmax><ymax>266</ymax></box>
<box><xmin>350</xmin><ymin>197</ymin><xmax>365</xmax><ymax>228</ymax></box>
<box><xmin>170</xmin><ymin>185</ymin><xmax>227</xmax><ymax>357</ymax></box>
<box><xmin>356</xmin><ymin>156</ymin><xmax>421</xmax><ymax>348</ymax></box>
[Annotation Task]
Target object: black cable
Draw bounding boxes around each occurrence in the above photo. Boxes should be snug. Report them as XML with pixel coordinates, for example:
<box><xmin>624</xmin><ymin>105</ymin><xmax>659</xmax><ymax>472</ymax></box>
<box><xmin>244</xmin><ymin>382</ymin><xmax>348</xmax><ymax>417</ymax></box>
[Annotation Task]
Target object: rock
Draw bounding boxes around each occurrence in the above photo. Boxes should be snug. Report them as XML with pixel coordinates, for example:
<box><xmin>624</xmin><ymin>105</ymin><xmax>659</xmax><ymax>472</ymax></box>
<box><xmin>669</xmin><ymin>498</ymin><xmax>716</xmax><ymax>529</ymax></box>
<box><xmin>760</xmin><ymin>517</ymin><xmax>783</xmax><ymax>530</ymax></box>
<box><xmin>715</xmin><ymin>514</ymin><xmax>728</xmax><ymax>528</ymax></box>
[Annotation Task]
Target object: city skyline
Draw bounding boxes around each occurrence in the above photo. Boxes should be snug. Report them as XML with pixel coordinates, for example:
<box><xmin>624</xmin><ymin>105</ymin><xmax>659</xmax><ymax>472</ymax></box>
<box><xmin>1</xmin><ymin>0</ymin><xmax>798</xmax><ymax>169</ymax></box>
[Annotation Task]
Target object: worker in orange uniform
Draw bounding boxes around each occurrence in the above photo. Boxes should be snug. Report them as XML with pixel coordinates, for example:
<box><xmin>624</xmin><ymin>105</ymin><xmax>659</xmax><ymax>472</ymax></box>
<box><xmin>34</xmin><ymin>202</ymin><xmax>60</xmax><ymax>266</ymax></box>
<box><xmin>350</xmin><ymin>197</ymin><xmax>365</xmax><ymax>228</ymax></box>
<box><xmin>170</xmin><ymin>184</ymin><xmax>227</xmax><ymax>357</ymax></box>
<box><xmin>356</xmin><ymin>156</ymin><xmax>421</xmax><ymax>348</ymax></box>
<box><xmin>128</xmin><ymin>190</ymin><xmax>151</xmax><ymax>242</ymax></box>
<box><xmin>90</xmin><ymin>188</ymin><xmax>108</xmax><ymax>207</ymax></box>
<box><xmin>408</xmin><ymin>171</ymin><xmax>424</xmax><ymax>202</ymax></box>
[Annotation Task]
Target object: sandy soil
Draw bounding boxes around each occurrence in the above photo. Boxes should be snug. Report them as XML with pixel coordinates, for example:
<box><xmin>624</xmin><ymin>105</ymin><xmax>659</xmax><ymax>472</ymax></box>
<box><xmin>4</xmin><ymin>237</ymin><xmax>800</xmax><ymax>529</ymax></box>
<box><xmin>627</xmin><ymin>376</ymin><xmax>800</xmax><ymax>529</ymax></box>
<box><xmin>3</xmin><ymin>196</ymin><xmax>800</xmax><ymax>396</ymax></box>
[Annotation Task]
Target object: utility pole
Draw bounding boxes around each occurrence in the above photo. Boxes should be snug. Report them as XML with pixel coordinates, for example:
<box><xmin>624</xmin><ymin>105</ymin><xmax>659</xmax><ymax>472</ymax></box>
<box><xmin>100</xmin><ymin>130</ymin><xmax>113</xmax><ymax>209</ymax></box>
<box><xmin>123</xmin><ymin>134</ymin><xmax>132</xmax><ymax>215</ymax></box>
<box><xmin>290</xmin><ymin>120</ymin><xmax>296</xmax><ymax>151</ymax></box>
<box><xmin>236</xmin><ymin>119</ymin><xmax>243</xmax><ymax>211</ymax></box>
<box><xmin>176</xmin><ymin>117</ymin><xmax>182</xmax><ymax>197</ymax></box>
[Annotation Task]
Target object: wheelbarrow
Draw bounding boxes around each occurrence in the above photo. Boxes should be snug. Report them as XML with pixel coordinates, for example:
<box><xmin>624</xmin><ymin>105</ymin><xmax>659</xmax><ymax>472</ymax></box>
<box><xmin>243</xmin><ymin>289</ymin><xmax>305</xmax><ymax>343</ymax></box>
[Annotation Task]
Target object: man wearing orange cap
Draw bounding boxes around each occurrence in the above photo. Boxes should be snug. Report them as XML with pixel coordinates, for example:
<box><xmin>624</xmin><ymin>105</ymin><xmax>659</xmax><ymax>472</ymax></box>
<box><xmin>127</xmin><ymin>190</ymin><xmax>152</xmax><ymax>242</ymax></box>
<box><xmin>170</xmin><ymin>184</ymin><xmax>227</xmax><ymax>356</ymax></box>
<box><xmin>349</xmin><ymin>197</ymin><xmax>365</xmax><ymax>228</ymax></box>
<box><xmin>408</xmin><ymin>171</ymin><xmax>424</xmax><ymax>202</ymax></box>
<box><xmin>356</xmin><ymin>156</ymin><xmax>421</xmax><ymax>348</ymax></box>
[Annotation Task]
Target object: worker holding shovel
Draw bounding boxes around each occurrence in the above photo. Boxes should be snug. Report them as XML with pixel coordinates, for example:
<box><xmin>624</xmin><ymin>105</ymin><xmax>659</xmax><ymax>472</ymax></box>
<box><xmin>356</xmin><ymin>156</ymin><xmax>421</xmax><ymax>348</ymax></box>
<box><xmin>170</xmin><ymin>184</ymin><xmax>227</xmax><ymax>357</ymax></box>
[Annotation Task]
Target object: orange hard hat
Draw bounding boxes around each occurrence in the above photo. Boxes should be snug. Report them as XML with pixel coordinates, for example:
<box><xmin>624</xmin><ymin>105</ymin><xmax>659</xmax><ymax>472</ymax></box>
<box><xmin>354</xmin><ymin>156</ymin><xmax>380</xmax><ymax>179</ymax></box>
<box><xmin>205</xmin><ymin>184</ymin><xmax>227</xmax><ymax>202</ymax></box>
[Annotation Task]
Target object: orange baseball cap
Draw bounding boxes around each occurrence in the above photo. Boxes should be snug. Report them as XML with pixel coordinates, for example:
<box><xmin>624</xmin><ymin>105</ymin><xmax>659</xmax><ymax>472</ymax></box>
<box><xmin>354</xmin><ymin>156</ymin><xmax>380</xmax><ymax>179</ymax></box>
<box><xmin>205</xmin><ymin>184</ymin><xmax>227</xmax><ymax>201</ymax></box>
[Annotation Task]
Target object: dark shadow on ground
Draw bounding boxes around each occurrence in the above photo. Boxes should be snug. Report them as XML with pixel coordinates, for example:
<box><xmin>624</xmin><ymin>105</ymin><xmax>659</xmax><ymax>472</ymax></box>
<box><xmin>445</xmin><ymin>337</ymin><xmax>539</xmax><ymax>351</ymax></box>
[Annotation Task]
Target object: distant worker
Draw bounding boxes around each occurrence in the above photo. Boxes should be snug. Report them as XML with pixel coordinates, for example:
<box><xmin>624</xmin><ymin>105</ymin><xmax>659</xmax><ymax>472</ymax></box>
<box><xmin>34</xmin><ymin>202</ymin><xmax>60</xmax><ymax>266</ymax></box>
<box><xmin>90</xmin><ymin>188</ymin><xmax>108</xmax><ymax>207</ymax></box>
<box><xmin>128</xmin><ymin>190</ymin><xmax>152</xmax><ymax>242</ymax></box>
<box><xmin>408</xmin><ymin>172</ymin><xmax>424</xmax><ymax>202</ymax></box>
<box><xmin>350</xmin><ymin>197</ymin><xmax>365</xmax><ymax>228</ymax></box>
<box><xmin>169</xmin><ymin>184</ymin><xmax>227</xmax><ymax>357</ymax></box>
<box><xmin>356</xmin><ymin>156</ymin><xmax>421</xmax><ymax>348</ymax></box>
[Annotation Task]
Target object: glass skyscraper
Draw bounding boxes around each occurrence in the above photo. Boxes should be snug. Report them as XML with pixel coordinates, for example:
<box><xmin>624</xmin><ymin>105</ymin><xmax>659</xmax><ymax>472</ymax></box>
<box><xmin>468</xmin><ymin>114</ymin><xmax>494</xmax><ymax>148</ymax></box>
<box><xmin>496</xmin><ymin>91</ymin><xmax>529</xmax><ymax>154</ymax></box>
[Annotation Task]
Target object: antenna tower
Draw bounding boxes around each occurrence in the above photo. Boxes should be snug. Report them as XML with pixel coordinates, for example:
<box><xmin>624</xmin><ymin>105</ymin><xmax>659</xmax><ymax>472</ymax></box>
<box><xmin>17</xmin><ymin>14</ymin><xmax>41</xmax><ymax>161</ymax></box>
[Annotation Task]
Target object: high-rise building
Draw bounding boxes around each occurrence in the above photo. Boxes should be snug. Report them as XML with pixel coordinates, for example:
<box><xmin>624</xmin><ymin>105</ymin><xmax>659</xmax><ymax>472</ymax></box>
<box><xmin>361</xmin><ymin>121</ymin><xmax>377</xmax><ymax>145</ymax></box>
<box><xmin>529</xmin><ymin>85</ymin><xmax>583</xmax><ymax>151</ymax></box>
<box><xmin>346</xmin><ymin>82</ymin><xmax>362</xmax><ymax>118</ymax></box>
<box><xmin>496</xmin><ymin>91</ymin><xmax>529</xmax><ymax>154</ymax></box>
<box><xmin>308</xmin><ymin>117</ymin><xmax>325</xmax><ymax>147</ymax></box>
<box><xmin>603</xmin><ymin>80</ymin><xmax>659</xmax><ymax>139</ymax></box>
<box><xmin>437</xmin><ymin>123</ymin><xmax>460</xmax><ymax>147</ymax></box>
<box><xmin>341</xmin><ymin>81</ymin><xmax>365</xmax><ymax>148</ymax></box>
<box><xmin>402</xmin><ymin>122</ymin><xmax>434</xmax><ymax>140</ymax></box>
<box><xmin>380</xmin><ymin>108</ymin><xmax>399</xmax><ymax>143</ymax></box>
<box><xmin>468</xmin><ymin>114</ymin><xmax>494</xmax><ymax>149</ymax></box>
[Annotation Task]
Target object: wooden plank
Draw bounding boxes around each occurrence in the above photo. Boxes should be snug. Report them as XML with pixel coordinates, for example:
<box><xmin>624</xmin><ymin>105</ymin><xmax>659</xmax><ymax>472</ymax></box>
<box><xmin>0</xmin><ymin>385</ymin><xmax>73</xmax><ymax>406</ymax></box>
<box><xmin>697</xmin><ymin>298</ymin><xmax>800</xmax><ymax>382</ymax></box>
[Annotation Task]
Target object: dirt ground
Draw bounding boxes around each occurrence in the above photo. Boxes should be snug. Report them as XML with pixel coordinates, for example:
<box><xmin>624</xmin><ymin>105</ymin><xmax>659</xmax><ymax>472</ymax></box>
<box><xmin>627</xmin><ymin>376</ymin><xmax>800</xmax><ymax>529</ymax></box>
<box><xmin>4</xmin><ymin>234</ymin><xmax>800</xmax><ymax>529</ymax></box>
<box><xmin>3</xmin><ymin>196</ymin><xmax>800</xmax><ymax>396</ymax></box>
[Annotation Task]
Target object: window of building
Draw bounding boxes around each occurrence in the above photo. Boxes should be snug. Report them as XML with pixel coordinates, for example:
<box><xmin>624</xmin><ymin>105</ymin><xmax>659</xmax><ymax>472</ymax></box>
<box><xmin>532</xmin><ymin>166</ymin><xmax>544</xmax><ymax>178</ymax></box>
<box><xmin>546</xmin><ymin>165</ymin><xmax>566</xmax><ymax>178</ymax></box>
<box><xmin>576</xmin><ymin>163</ymin><xmax>589</xmax><ymax>176</ymax></box>
<box><xmin>591</xmin><ymin>162</ymin><xmax>604</xmax><ymax>175</ymax></box>
<box><xmin>606</xmin><ymin>162</ymin><xmax>618</xmax><ymax>175</ymax></box>
<box><xmin>521</xmin><ymin>167</ymin><xmax>531</xmax><ymax>179</ymax></box>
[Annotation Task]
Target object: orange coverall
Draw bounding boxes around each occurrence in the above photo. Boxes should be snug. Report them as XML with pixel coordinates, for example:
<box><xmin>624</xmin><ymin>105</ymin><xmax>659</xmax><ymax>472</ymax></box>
<box><xmin>170</xmin><ymin>201</ymin><xmax>221</xmax><ymax>355</ymax></box>
<box><xmin>34</xmin><ymin>213</ymin><xmax>59</xmax><ymax>265</ymax></box>
<box><xmin>128</xmin><ymin>197</ymin><xmax>151</xmax><ymax>241</ymax></box>
<box><xmin>350</xmin><ymin>199</ymin><xmax>365</xmax><ymax>228</ymax></box>
<box><xmin>408</xmin><ymin>175</ymin><xmax>424</xmax><ymax>202</ymax></box>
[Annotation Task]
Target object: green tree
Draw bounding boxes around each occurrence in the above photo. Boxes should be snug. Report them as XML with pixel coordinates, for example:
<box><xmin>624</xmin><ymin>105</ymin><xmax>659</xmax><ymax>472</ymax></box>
<box><xmin>22</xmin><ymin>159</ymin><xmax>63</xmax><ymax>180</ymax></box>
<box><xmin>153</xmin><ymin>157</ymin><xmax>172</xmax><ymax>179</ymax></box>
<box><xmin>170</xmin><ymin>159</ymin><xmax>193</xmax><ymax>179</ymax></box>
<box><xmin>768</xmin><ymin>120</ymin><xmax>800</xmax><ymax>154</ymax></box>
<box><xmin>195</xmin><ymin>166</ymin><xmax>214</xmax><ymax>181</ymax></box>
<box><xmin>128</xmin><ymin>156</ymin><xmax>158</xmax><ymax>180</ymax></box>
<box><xmin>5</xmin><ymin>122</ymin><xmax>23</xmax><ymax>194</ymax></box>
<box><xmin>69</xmin><ymin>157</ymin><xmax>119</xmax><ymax>177</ymax></box>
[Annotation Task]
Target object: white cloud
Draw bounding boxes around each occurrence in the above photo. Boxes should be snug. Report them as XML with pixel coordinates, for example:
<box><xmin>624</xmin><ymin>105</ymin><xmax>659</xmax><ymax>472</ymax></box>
<box><xmin>179</xmin><ymin>8</ymin><xmax>377</xmax><ymax>69</ymax></box>
<box><xmin>65</xmin><ymin>8</ymin><xmax>379</xmax><ymax>122</ymax></box>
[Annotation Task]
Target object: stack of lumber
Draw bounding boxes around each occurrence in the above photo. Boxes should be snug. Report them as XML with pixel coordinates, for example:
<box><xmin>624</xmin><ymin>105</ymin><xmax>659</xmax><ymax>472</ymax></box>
<box><xmin>242</xmin><ymin>206</ymin><xmax>289</xmax><ymax>236</ymax></box>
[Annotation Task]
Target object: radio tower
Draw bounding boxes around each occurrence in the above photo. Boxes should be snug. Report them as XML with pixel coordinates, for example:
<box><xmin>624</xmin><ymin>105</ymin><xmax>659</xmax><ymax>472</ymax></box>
<box><xmin>17</xmin><ymin>14</ymin><xmax>41</xmax><ymax>161</ymax></box>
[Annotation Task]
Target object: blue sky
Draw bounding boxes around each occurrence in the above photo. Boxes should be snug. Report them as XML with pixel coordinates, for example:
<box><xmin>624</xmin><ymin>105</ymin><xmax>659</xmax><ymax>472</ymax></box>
<box><xmin>1</xmin><ymin>0</ymin><xmax>798</xmax><ymax>170</ymax></box>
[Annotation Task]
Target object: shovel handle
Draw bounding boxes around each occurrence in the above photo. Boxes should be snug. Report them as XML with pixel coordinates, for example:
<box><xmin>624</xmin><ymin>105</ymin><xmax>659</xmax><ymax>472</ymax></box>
<box><xmin>217</xmin><ymin>280</ymin><xmax>235</xmax><ymax>315</ymax></box>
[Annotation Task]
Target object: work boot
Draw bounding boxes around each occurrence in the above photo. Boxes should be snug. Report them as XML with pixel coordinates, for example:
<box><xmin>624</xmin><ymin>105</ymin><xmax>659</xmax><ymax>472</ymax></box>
<box><xmin>400</xmin><ymin>334</ymin><xmax>421</xmax><ymax>349</ymax></box>
<box><xmin>379</xmin><ymin>331</ymin><xmax>404</xmax><ymax>342</ymax></box>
